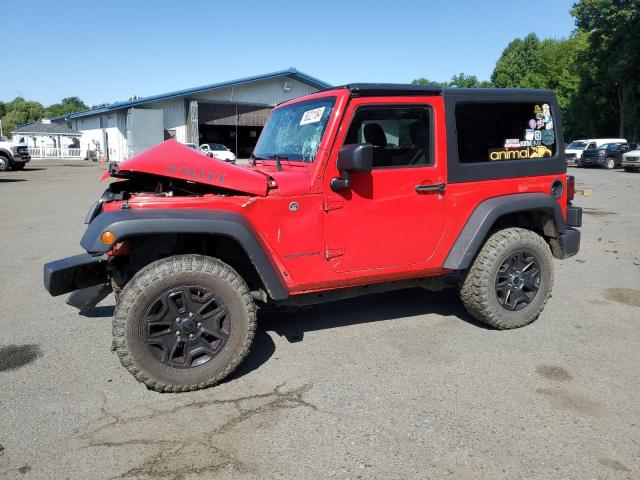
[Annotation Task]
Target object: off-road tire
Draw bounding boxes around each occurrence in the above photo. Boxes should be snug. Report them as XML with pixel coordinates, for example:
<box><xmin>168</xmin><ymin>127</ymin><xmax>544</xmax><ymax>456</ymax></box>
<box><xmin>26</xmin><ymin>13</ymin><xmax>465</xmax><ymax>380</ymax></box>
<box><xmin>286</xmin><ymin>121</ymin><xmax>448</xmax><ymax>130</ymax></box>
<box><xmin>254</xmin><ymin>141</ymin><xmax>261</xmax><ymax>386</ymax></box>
<box><xmin>605</xmin><ymin>157</ymin><xmax>616</xmax><ymax>170</ymax></box>
<box><xmin>113</xmin><ymin>254</ymin><xmax>256</xmax><ymax>392</ymax></box>
<box><xmin>0</xmin><ymin>155</ymin><xmax>9</xmax><ymax>172</ymax></box>
<box><xmin>460</xmin><ymin>227</ymin><xmax>554</xmax><ymax>329</ymax></box>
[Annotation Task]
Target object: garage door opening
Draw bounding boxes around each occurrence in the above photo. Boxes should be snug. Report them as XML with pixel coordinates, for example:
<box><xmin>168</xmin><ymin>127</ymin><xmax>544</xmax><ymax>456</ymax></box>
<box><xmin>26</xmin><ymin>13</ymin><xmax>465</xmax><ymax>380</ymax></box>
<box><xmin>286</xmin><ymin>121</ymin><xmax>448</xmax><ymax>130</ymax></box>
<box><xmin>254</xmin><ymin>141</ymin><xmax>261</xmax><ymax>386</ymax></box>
<box><xmin>197</xmin><ymin>102</ymin><xmax>271</xmax><ymax>159</ymax></box>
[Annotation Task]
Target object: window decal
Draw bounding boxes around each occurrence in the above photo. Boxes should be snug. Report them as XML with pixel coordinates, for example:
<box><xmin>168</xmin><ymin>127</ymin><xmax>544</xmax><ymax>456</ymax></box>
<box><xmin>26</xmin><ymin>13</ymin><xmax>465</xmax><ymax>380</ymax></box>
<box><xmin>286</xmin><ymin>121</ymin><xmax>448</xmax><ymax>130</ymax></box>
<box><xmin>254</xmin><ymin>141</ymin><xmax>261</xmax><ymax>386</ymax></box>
<box><xmin>489</xmin><ymin>146</ymin><xmax>553</xmax><ymax>161</ymax></box>
<box><xmin>299</xmin><ymin>107</ymin><xmax>326</xmax><ymax>125</ymax></box>
<box><xmin>455</xmin><ymin>102</ymin><xmax>557</xmax><ymax>163</ymax></box>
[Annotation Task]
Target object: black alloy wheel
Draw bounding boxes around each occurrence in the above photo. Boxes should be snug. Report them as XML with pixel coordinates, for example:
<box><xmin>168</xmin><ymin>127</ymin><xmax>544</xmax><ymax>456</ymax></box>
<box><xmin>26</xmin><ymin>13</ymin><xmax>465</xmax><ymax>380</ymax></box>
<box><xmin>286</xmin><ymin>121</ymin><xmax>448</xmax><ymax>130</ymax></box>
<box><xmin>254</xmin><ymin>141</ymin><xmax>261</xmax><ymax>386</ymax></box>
<box><xmin>494</xmin><ymin>251</ymin><xmax>541</xmax><ymax>311</ymax></box>
<box><xmin>144</xmin><ymin>285</ymin><xmax>230</xmax><ymax>369</ymax></box>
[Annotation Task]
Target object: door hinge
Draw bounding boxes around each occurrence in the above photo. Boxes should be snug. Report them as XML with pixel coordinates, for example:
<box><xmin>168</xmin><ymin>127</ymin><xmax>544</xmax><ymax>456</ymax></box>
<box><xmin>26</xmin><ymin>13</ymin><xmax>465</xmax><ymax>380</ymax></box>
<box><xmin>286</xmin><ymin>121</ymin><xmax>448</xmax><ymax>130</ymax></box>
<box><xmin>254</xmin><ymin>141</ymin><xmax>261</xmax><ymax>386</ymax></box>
<box><xmin>323</xmin><ymin>198</ymin><xmax>343</xmax><ymax>212</ymax></box>
<box><xmin>324</xmin><ymin>247</ymin><xmax>344</xmax><ymax>260</ymax></box>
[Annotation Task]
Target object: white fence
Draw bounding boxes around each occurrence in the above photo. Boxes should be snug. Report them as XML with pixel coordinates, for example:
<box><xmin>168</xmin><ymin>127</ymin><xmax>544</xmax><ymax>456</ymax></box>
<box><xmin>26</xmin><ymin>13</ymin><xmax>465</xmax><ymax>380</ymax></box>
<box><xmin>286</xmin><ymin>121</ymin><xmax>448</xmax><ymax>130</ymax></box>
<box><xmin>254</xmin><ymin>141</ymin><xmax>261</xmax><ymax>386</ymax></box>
<box><xmin>28</xmin><ymin>147</ymin><xmax>83</xmax><ymax>159</ymax></box>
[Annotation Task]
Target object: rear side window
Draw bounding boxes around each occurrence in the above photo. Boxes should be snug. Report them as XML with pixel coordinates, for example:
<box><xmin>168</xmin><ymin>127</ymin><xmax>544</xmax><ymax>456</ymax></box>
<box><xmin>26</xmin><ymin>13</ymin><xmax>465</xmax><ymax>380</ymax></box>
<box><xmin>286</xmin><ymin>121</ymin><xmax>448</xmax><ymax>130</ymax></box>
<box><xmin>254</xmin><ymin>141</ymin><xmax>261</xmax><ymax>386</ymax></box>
<box><xmin>455</xmin><ymin>102</ymin><xmax>557</xmax><ymax>163</ymax></box>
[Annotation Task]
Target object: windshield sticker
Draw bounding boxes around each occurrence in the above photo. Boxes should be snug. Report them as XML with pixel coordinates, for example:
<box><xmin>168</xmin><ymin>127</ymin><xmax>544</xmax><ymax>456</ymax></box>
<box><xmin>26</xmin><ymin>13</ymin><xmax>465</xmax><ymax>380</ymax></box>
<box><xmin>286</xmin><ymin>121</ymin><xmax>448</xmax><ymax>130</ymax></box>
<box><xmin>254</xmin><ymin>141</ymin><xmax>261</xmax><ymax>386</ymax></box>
<box><xmin>300</xmin><ymin>107</ymin><xmax>326</xmax><ymax>126</ymax></box>
<box><xmin>525</xmin><ymin>129</ymin><xmax>535</xmax><ymax>141</ymax></box>
<box><xmin>489</xmin><ymin>146</ymin><xmax>553</xmax><ymax>161</ymax></box>
<box><xmin>505</xmin><ymin>138</ymin><xmax>521</xmax><ymax>148</ymax></box>
<box><xmin>541</xmin><ymin>129</ymin><xmax>555</xmax><ymax>145</ymax></box>
<box><xmin>534</xmin><ymin>105</ymin><xmax>543</xmax><ymax>115</ymax></box>
<box><xmin>529</xmin><ymin>119</ymin><xmax>537</xmax><ymax>129</ymax></box>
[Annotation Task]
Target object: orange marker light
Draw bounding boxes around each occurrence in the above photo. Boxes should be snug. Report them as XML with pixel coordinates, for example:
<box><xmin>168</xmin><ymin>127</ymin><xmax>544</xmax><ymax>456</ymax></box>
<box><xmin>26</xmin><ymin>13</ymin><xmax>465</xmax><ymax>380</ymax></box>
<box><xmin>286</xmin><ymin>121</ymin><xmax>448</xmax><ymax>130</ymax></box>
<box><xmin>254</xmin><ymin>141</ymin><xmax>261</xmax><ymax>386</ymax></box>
<box><xmin>101</xmin><ymin>231</ymin><xmax>116</xmax><ymax>244</ymax></box>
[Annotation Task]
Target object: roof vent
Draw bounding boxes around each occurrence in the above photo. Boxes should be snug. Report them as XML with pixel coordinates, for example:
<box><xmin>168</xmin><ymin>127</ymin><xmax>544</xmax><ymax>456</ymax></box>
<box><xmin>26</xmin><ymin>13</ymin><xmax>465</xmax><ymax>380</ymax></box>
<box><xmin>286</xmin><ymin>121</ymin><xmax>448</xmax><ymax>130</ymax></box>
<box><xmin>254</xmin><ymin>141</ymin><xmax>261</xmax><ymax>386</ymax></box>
<box><xmin>42</xmin><ymin>118</ymin><xmax>51</xmax><ymax>124</ymax></box>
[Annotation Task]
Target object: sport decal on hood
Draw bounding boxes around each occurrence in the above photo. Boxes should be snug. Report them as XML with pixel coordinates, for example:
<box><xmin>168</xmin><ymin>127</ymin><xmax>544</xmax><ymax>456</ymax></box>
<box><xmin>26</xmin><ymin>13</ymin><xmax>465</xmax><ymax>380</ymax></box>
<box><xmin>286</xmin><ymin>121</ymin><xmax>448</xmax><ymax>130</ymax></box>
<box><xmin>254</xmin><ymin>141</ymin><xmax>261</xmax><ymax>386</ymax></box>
<box><xmin>101</xmin><ymin>140</ymin><xmax>269</xmax><ymax>196</ymax></box>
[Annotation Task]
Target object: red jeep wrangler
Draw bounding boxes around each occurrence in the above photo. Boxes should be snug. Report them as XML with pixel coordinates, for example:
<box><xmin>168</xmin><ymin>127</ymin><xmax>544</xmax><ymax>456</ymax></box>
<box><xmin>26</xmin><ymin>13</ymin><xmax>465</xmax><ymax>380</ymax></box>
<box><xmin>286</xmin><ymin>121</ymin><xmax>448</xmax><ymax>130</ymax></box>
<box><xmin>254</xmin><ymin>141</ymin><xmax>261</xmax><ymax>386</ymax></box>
<box><xmin>44</xmin><ymin>84</ymin><xmax>582</xmax><ymax>392</ymax></box>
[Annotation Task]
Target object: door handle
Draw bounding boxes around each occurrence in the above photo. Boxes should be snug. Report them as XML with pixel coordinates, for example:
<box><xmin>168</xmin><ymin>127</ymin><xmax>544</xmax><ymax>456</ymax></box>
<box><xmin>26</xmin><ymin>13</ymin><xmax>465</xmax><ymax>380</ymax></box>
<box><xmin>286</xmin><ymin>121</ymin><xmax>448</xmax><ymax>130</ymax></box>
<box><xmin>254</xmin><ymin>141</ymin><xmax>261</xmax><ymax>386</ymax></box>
<box><xmin>415</xmin><ymin>183</ymin><xmax>446</xmax><ymax>193</ymax></box>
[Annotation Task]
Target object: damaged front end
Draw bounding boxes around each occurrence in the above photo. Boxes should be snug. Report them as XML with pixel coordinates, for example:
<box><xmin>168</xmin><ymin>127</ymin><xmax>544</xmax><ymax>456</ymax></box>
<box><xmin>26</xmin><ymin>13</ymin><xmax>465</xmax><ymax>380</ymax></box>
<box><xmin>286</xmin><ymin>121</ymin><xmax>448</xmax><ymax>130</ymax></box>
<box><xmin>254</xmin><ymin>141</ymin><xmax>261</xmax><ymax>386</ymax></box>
<box><xmin>43</xmin><ymin>140</ymin><xmax>273</xmax><ymax>311</ymax></box>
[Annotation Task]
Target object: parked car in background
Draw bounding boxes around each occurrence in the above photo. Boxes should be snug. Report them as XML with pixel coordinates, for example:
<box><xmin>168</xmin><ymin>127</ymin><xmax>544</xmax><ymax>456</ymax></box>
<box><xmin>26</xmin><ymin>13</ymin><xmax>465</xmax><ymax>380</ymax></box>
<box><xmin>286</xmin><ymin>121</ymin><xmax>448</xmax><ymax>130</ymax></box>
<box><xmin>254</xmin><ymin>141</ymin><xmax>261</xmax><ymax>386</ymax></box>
<box><xmin>580</xmin><ymin>142</ymin><xmax>630</xmax><ymax>169</ymax></box>
<box><xmin>184</xmin><ymin>143</ymin><xmax>199</xmax><ymax>150</ymax></box>
<box><xmin>200</xmin><ymin>143</ymin><xmax>236</xmax><ymax>163</ymax></box>
<box><xmin>566</xmin><ymin>138</ymin><xmax>626</xmax><ymax>166</ymax></box>
<box><xmin>622</xmin><ymin>147</ymin><xmax>640</xmax><ymax>172</ymax></box>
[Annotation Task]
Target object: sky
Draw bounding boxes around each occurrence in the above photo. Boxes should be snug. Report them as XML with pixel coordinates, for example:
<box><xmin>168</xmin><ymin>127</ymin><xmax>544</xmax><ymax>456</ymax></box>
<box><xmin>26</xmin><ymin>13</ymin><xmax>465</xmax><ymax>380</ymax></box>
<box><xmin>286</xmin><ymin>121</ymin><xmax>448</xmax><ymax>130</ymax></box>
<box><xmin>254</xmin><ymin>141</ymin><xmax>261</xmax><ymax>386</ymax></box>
<box><xmin>2</xmin><ymin>0</ymin><xmax>577</xmax><ymax>106</ymax></box>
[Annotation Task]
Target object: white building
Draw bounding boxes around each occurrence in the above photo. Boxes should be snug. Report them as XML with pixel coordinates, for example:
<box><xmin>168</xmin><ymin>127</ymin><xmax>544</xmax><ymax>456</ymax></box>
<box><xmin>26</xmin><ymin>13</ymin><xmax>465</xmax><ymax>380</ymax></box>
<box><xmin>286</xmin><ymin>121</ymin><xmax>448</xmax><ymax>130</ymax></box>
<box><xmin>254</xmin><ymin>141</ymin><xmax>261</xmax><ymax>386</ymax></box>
<box><xmin>53</xmin><ymin>68</ymin><xmax>331</xmax><ymax>162</ymax></box>
<box><xmin>12</xmin><ymin>119</ymin><xmax>83</xmax><ymax>158</ymax></box>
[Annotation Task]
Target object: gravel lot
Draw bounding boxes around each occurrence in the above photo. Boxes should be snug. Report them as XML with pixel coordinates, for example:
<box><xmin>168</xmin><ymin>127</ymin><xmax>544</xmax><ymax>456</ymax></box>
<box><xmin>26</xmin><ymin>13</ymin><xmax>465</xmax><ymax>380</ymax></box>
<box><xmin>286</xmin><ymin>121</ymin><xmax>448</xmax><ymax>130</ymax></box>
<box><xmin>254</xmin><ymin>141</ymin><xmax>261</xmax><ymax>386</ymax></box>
<box><xmin>0</xmin><ymin>160</ymin><xmax>639</xmax><ymax>480</ymax></box>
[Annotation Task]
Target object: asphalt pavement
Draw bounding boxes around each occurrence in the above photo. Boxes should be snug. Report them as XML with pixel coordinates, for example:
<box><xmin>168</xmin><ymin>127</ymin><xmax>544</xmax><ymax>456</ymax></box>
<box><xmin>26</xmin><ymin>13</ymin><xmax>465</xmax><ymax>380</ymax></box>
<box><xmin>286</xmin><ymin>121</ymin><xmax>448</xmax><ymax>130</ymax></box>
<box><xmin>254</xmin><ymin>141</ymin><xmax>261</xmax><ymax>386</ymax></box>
<box><xmin>0</xmin><ymin>160</ymin><xmax>638</xmax><ymax>479</ymax></box>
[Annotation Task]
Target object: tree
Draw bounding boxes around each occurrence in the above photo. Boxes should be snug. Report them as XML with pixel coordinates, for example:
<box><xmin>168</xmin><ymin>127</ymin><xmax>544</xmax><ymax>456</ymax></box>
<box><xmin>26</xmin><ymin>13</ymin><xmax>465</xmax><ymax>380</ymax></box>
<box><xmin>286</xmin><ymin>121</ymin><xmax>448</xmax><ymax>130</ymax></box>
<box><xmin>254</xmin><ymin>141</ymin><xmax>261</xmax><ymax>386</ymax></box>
<box><xmin>46</xmin><ymin>96</ymin><xmax>88</xmax><ymax>118</ymax></box>
<box><xmin>412</xmin><ymin>74</ymin><xmax>492</xmax><ymax>88</ymax></box>
<box><xmin>491</xmin><ymin>33</ymin><xmax>544</xmax><ymax>88</ymax></box>
<box><xmin>448</xmin><ymin>73</ymin><xmax>493</xmax><ymax>89</ymax></box>
<box><xmin>0</xmin><ymin>97</ymin><xmax>46</xmax><ymax>136</ymax></box>
<box><xmin>411</xmin><ymin>78</ymin><xmax>449</xmax><ymax>87</ymax></box>
<box><xmin>572</xmin><ymin>0</ymin><xmax>640</xmax><ymax>140</ymax></box>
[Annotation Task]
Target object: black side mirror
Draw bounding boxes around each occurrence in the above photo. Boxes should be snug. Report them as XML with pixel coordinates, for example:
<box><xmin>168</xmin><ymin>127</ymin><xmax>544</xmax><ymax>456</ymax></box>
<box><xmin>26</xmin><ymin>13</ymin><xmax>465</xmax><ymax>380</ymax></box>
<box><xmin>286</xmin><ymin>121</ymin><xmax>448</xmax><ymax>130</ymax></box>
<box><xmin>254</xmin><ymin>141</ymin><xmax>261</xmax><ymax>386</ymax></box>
<box><xmin>331</xmin><ymin>144</ymin><xmax>373</xmax><ymax>192</ymax></box>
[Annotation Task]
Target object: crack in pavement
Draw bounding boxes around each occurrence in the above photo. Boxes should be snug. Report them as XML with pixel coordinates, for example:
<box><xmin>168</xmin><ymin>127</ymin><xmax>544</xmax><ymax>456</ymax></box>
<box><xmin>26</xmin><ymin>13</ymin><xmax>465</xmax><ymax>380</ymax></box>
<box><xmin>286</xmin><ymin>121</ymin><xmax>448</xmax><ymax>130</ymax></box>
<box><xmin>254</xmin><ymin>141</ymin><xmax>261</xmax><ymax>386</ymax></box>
<box><xmin>77</xmin><ymin>383</ymin><xmax>317</xmax><ymax>480</ymax></box>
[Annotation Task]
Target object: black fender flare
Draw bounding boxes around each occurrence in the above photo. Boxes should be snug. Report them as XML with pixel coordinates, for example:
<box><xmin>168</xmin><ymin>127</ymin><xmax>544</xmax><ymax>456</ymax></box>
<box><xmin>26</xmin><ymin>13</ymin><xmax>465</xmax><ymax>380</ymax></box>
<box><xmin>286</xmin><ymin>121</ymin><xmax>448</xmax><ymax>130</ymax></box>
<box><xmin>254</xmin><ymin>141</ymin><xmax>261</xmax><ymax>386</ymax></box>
<box><xmin>443</xmin><ymin>193</ymin><xmax>566</xmax><ymax>270</ymax></box>
<box><xmin>81</xmin><ymin>209</ymin><xmax>289</xmax><ymax>300</ymax></box>
<box><xmin>0</xmin><ymin>148</ymin><xmax>13</xmax><ymax>159</ymax></box>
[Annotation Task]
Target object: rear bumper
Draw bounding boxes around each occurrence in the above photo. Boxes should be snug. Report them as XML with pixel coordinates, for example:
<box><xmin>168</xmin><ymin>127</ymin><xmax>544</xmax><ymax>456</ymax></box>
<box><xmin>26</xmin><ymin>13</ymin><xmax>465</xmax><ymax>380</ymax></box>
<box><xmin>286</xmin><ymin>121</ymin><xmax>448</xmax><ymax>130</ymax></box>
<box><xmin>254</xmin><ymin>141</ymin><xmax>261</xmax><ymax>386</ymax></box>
<box><xmin>558</xmin><ymin>205</ymin><xmax>582</xmax><ymax>259</ymax></box>
<box><xmin>43</xmin><ymin>253</ymin><xmax>109</xmax><ymax>296</ymax></box>
<box><xmin>559</xmin><ymin>228</ymin><xmax>581</xmax><ymax>259</ymax></box>
<box><xmin>566</xmin><ymin>205</ymin><xmax>582</xmax><ymax>228</ymax></box>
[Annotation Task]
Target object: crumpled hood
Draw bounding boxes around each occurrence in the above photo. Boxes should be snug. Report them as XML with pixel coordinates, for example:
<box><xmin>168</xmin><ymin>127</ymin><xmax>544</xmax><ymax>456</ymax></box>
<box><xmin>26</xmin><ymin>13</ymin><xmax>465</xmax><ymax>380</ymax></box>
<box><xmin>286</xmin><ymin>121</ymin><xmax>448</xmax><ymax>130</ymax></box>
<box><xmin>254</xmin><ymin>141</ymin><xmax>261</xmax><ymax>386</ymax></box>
<box><xmin>101</xmin><ymin>140</ymin><xmax>269</xmax><ymax>196</ymax></box>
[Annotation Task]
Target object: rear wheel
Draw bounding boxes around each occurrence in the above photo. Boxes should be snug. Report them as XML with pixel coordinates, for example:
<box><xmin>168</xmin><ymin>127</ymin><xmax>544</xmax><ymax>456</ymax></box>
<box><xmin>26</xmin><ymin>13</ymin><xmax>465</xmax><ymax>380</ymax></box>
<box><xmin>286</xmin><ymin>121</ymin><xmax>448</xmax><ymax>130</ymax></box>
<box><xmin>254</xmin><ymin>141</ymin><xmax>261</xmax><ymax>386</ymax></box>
<box><xmin>606</xmin><ymin>157</ymin><xmax>616</xmax><ymax>169</ymax></box>
<box><xmin>460</xmin><ymin>228</ymin><xmax>553</xmax><ymax>329</ymax></box>
<box><xmin>113</xmin><ymin>254</ymin><xmax>256</xmax><ymax>392</ymax></box>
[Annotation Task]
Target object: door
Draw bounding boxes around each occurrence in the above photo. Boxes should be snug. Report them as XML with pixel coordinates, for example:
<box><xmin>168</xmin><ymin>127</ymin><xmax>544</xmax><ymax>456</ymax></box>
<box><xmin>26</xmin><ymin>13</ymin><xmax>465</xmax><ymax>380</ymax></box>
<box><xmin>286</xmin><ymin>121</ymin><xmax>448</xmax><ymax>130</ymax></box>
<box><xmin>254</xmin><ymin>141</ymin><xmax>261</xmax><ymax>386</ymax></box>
<box><xmin>126</xmin><ymin>108</ymin><xmax>164</xmax><ymax>157</ymax></box>
<box><xmin>324</xmin><ymin>97</ymin><xmax>447</xmax><ymax>273</ymax></box>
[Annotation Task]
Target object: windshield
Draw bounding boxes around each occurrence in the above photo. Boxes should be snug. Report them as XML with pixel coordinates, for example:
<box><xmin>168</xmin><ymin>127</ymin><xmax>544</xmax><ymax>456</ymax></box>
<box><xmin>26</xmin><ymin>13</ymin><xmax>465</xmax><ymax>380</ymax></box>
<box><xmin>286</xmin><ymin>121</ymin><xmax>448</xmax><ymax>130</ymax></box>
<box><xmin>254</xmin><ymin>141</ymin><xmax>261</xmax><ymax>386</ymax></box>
<box><xmin>207</xmin><ymin>143</ymin><xmax>226</xmax><ymax>150</ymax></box>
<box><xmin>568</xmin><ymin>141</ymin><xmax>588</xmax><ymax>149</ymax></box>
<box><xmin>253</xmin><ymin>97</ymin><xmax>336</xmax><ymax>162</ymax></box>
<box><xmin>599</xmin><ymin>143</ymin><xmax>617</xmax><ymax>150</ymax></box>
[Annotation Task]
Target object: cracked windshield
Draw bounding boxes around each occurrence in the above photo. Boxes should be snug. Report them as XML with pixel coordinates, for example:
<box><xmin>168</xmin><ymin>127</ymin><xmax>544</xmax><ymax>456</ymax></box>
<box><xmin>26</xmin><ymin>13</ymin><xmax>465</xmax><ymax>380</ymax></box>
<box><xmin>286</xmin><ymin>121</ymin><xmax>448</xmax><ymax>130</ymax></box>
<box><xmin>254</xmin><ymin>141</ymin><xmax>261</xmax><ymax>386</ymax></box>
<box><xmin>253</xmin><ymin>97</ymin><xmax>336</xmax><ymax>162</ymax></box>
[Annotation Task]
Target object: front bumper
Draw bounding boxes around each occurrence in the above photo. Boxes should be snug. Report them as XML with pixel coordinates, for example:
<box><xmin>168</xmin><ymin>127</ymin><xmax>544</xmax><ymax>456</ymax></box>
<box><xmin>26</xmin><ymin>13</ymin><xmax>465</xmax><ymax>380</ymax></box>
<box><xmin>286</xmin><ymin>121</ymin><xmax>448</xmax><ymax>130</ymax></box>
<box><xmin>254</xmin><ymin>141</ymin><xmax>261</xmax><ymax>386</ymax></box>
<box><xmin>581</xmin><ymin>156</ymin><xmax>605</xmax><ymax>167</ymax></box>
<box><xmin>12</xmin><ymin>154</ymin><xmax>31</xmax><ymax>164</ymax></box>
<box><xmin>622</xmin><ymin>155</ymin><xmax>640</xmax><ymax>168</ymax></box>
<box><xmin>43</xmin><ymin>253</ymin><xmax>109</xmax><ymax>296</ymax></box>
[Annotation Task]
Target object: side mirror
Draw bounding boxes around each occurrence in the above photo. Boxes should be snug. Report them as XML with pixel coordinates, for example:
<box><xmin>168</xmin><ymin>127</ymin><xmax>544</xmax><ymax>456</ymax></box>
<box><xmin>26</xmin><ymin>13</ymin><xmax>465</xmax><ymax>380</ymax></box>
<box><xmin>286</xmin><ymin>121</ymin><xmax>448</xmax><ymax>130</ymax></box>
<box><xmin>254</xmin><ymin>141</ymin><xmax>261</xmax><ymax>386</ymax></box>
<box><xmin>331</xmin><ymin>144</ymin><xmax>373</xmax><ymax>192</ymax></box>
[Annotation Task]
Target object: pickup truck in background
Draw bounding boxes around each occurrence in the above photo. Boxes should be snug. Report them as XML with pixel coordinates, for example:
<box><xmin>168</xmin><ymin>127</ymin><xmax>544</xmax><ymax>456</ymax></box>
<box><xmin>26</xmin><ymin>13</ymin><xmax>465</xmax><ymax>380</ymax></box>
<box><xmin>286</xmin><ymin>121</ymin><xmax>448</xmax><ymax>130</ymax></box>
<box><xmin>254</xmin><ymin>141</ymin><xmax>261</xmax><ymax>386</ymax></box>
<box><xmin>0</xmin><ymin>137</ymin><xmax>31</xmax><ymax>171</ymax></box>
<box><xmin>579</xmin><ymin>142</ymin><xmax>631</xmax><ymax>169</ymax></box>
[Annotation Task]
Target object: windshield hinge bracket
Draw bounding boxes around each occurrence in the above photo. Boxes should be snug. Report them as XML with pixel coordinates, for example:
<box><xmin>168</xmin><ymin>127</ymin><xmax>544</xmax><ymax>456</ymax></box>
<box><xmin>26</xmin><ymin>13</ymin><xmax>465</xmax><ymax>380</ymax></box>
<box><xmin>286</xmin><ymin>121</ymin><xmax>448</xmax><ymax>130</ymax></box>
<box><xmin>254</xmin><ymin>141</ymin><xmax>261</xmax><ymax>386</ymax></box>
<box><xmin>324</xmin><ymin>247</ymin><xmax>344</xmax><ymax>260</ymax></box>
<box><xmin>323</xmin><ymin>198</ymin><xmax>343</xmax><ymax>212</ymax></box>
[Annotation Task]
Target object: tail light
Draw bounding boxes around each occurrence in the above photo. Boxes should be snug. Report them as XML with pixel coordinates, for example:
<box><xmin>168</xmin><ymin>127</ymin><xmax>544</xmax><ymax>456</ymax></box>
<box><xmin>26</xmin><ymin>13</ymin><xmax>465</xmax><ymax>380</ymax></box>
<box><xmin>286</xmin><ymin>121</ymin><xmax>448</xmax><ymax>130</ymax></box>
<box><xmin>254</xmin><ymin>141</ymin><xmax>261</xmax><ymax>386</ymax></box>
<box><xmin>566</xmin><ymin>175</ymin><xmax>575</xmax><ymax>202</ymax></box>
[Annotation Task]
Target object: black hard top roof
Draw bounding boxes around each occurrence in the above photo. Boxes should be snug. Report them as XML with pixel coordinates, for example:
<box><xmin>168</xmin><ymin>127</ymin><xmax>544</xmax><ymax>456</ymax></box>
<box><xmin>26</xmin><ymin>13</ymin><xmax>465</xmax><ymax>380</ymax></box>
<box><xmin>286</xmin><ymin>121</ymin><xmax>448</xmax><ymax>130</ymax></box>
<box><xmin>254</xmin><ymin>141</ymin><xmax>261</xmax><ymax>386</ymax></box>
<box><xmin>326</xmin><ymin>83</ymin><xmax>554</xmax><ymax>98</ymax></box>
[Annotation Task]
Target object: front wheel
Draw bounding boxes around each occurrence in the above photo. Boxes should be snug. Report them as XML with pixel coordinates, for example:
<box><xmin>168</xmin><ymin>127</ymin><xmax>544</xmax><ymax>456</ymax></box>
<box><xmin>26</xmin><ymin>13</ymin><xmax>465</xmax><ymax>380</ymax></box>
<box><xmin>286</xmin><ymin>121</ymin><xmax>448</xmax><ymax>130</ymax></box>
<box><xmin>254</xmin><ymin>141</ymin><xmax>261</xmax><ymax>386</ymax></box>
<box><xmin>624</xmin><ymin>167</ymin><xmax>639</xmax><ymax>173</ymax></box>
<box><xmin>12</xmin><ymin>163</ymin><xmax>24</xmax><ymax>170</ymax></box>
<box><xmin>460</xmin><ymin>228</ymin><xmax>553</xmax><ymax>329</ymax></box>
<box><xmin>605</xmin><ymin>157</ymin><xmax>616</xmax><ymax>169</ymax></box>
<box><xmin>0</xmin><ymin>156</ymin><xmax>9</xmax><ymax>172</ymax></box>
<box><xmin>112</xmin><ymin>254</ymin><xmax>257</xmax><ymax>392</ymax></box>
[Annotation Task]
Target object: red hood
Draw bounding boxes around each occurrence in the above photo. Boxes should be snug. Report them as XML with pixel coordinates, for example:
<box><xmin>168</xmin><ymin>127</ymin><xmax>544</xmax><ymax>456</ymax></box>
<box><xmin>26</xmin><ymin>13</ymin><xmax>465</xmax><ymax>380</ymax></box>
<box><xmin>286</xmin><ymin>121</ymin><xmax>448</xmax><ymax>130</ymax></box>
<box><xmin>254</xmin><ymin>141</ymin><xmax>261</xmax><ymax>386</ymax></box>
<box><xmin>101</xmin><ymin>140</ymin><xmax>269</xmax><ymax>196</ymax></box>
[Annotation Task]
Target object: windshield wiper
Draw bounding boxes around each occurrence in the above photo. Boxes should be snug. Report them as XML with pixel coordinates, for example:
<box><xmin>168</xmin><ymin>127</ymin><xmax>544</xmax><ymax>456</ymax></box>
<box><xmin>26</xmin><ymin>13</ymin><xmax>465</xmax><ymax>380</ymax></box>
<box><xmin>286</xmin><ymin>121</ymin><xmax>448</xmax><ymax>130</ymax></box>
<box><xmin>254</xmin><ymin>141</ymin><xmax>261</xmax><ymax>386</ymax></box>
<box><xmin>269</xmin><ymin>154</ymin><xmax>287</xmax><ymax>172</ymax></box>
<box><xmin>251</xmin><ymin>154</ymin><xmax>265</xmax><ymax>166</ymax></box>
